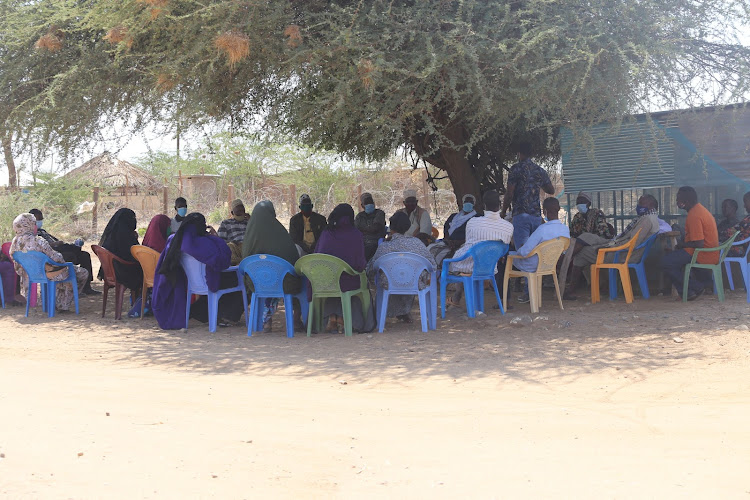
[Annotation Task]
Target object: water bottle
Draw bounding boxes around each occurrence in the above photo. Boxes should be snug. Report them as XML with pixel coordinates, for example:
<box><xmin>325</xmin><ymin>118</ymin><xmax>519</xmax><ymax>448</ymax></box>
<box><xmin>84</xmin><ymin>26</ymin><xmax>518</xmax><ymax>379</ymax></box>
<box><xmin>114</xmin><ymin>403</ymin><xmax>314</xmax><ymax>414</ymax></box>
<box><xmin>74</xmin><ymin>238</ymin><xmax>84</xmax><ymax>247</ymax></box>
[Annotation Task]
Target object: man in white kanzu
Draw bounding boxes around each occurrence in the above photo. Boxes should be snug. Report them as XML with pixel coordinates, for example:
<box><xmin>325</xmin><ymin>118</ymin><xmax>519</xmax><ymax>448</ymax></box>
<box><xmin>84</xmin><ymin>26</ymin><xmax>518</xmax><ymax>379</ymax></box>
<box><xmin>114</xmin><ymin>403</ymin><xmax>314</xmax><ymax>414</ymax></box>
<box><xmin>398</xmin><ymin>189</ymin><xmax>432</xmax><ymax>238</ymax></box>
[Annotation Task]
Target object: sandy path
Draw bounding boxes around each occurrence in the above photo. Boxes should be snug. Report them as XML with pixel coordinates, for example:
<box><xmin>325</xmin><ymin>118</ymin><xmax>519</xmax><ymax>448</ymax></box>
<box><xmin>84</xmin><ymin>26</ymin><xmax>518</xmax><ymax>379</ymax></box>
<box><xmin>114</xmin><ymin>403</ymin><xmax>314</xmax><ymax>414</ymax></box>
<box><xmin>1</xmin><ymin>290</ymin><xmax>750</xmax><ymax>498</ymax></box>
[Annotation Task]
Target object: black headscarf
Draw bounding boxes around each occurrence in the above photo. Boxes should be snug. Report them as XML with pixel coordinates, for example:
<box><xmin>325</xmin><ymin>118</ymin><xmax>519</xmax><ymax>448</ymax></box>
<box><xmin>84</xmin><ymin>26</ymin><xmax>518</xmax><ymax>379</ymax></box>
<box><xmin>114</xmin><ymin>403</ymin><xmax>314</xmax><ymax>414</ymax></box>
<box><xmin>99</xmin><ymin>208</ymin><xmax>138</xmax><ymax>261</ymax></box>
<box><xmin>158</xmin><ymin>212</ymin><xmax>208</xmax><ymax>285</ymax></box>
<box><xmin>242</xmin><ymin>201</ymin><xmax>299</xmax><ymax>264</ymax></box>
<box><xmin>327</xmin><ymin>203</ymin><xmax>355</xmax><ymax>230</ymax></box>
<box><xmin>389</xmin><ymin>211</ymin><xmax>411</xmax><ymax>234</ymax></box>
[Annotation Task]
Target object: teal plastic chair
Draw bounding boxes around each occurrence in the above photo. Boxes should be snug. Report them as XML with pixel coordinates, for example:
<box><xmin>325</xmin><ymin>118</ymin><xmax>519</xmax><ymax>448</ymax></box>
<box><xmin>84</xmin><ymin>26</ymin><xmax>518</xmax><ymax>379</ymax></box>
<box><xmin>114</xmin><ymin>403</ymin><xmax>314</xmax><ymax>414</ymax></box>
<box><xmin>12</xmin><ymin>250</ymin><xmax>80</xmax><ymax>317</ymax></box>
<box><xmin>294</xmin><ymin>254</ymin><xmax>370</xmax><ymax>337</ymax></box>
<box><xmin>682</xmin><ymin>231</ymin><xmax>738</xmax><ymax>302</ymax></box>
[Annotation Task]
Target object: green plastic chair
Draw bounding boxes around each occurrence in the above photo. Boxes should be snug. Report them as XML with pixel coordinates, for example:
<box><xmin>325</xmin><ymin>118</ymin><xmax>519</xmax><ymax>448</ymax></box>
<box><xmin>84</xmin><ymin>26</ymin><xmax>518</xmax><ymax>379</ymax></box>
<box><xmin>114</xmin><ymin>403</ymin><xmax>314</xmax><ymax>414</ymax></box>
<box><xmin>294</xmin><ymin>254</ymin><xmax>371</xmax><ymax>337</ymax></box>
<box><xmin>682</xmin><ymin>231</ymin><xmax>739</xmax><ymax>302</ymax></box>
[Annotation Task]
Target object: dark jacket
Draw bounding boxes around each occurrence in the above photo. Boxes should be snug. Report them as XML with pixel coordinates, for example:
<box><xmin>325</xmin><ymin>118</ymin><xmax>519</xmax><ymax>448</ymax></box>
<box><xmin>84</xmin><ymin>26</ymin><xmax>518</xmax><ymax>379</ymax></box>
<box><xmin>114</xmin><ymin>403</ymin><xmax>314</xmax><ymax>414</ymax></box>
<box><xmin>289</xmin><ymin>211</ymin><xmax>327</xmax><ymax>254</ymax></box>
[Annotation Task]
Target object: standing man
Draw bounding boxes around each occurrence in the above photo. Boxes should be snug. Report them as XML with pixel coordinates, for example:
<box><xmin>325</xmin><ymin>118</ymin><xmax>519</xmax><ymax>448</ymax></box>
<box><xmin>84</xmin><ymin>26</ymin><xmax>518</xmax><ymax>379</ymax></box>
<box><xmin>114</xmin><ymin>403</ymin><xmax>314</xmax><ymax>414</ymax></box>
<box><xmin>218</xmin><ymin>199</ymin><xmax>250</xmax><ymax>264</ymax></box>
<box><xmin>29</xmin><ymin>208</ymin><xmax>99</xmax><ymax>295</ymax></box>
<box><xmin>661</xmin><ymin>186</ymin><xmax>719</xmax><ymax>301</ymax></box>
<box><xmin>509</xmin><ymin>197</ymin><xmax>570</xmax><ymax>272</ymax></box>
<box><xmin>354</xmin><ymin>192</ymin><xmax>386</xmax><ymax>261</ymax></box>
<box><xmin>170</xmin><ymin>197</ymin><xmax>188</xmax><ymax>235</ymax></box>
<box><xmin>289</xmin><ymin>194</ymin><xmax>327</xmax><ymax>255</ymax></box>
<box><xmin>399</xmin><ymin>189</ymin><xmax>432</xmax><ymax>238</ymax></box>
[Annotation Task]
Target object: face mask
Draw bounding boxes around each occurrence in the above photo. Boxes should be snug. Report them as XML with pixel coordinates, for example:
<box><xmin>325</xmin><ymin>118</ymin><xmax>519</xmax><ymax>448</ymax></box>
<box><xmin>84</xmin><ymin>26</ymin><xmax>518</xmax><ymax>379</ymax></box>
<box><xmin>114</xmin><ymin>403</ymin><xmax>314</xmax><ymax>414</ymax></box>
<box><xmin>364</xmin><ymin>204</ymin><xmax>375</xmax><ymax>214</ymax></box>
<box><xmin>300</xmin><ymin>204</ymin><xmax>313</xmax><ymax>214</ymax></box>
<box><xmin>36</xmin><ymin>220</ymin><xmax>43</xmax><ymax>229</ymax></box>
<box><xmin>677</xmin><ymin>202</ymin><xmax>686</xmax><ymax>211</ymax></box>
<box><xmin>233</xmin><ymin>213</ymin><xmax>245</xmax><ymax>221</ymax></box>
<box><xmin>576</xmin><ymin>204</ymin><xmax>589</xmax><ymax>214</ymax></box>
<box><xmin>177</xmin><ymin>207</ymin><xmax>187</xmax><ymax>217</ymax></box>
<box><xmin>635</xmin><ymin>205</ymin><xmax>649</xmax><ymax>216</ymax></box>
<box><xmin>463</xmin><ymin>202</ymin><xmax>474</xmax><ymax>213</ymax></box>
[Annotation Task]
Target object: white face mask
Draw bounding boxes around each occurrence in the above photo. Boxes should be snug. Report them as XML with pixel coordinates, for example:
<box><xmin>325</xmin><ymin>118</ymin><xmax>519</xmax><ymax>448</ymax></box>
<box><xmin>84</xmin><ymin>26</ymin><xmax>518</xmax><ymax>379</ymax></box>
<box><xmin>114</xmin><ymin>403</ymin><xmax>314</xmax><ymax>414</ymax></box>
<box><xmin>576</xmin><ymin>204</ymin><xmax>589</xmax><ymax>214</ymax></box>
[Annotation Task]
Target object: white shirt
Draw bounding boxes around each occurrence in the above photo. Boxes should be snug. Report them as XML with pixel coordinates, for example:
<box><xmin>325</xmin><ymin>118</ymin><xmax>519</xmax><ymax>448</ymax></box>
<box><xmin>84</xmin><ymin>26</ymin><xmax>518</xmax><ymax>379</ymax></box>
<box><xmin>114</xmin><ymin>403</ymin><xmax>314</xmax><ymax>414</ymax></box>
<box><xmin>510</xmin><ymin>219</ymin><xmax>570</xmax><ymax>272</ymax></box>
<box><xmin>449</xmin><ymin>210</ymin><xmax>514</xmax><ymax>274</ymax></box>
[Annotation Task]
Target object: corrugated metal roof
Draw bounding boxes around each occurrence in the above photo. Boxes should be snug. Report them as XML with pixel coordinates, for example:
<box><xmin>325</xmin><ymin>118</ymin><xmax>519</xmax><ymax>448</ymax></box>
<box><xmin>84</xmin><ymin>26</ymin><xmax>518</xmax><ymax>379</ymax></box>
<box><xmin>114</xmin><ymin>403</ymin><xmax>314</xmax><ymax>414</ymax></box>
<box><xmin>561</xmin><ymin>121</ymin><xmax>675</xmax><ymax>192</ymax></box>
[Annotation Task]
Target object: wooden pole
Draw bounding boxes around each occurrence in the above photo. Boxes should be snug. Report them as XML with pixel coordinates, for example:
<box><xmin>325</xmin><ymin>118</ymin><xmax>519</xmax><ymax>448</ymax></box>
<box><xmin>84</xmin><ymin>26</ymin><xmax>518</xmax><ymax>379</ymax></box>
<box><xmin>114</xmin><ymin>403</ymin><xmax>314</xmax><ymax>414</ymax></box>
<box><xmin>92</xmin><ymin>187</ymin><xmax>100</xmax><ymax>233</ymax></box>
<box><xmin>163</xmin><ymin>183</ymin><xmax>168</xmax><ymax>214</ymax></box>
<box><xmin>290</xmin><ymin>184</ymin><xmax>297</xmax><ymax>215</ymax></box>
<box><xmin>357</xmin><ymin>184</ymin><xmax>362</xmax><ymax>207</ymax></box>
<box><xmin>178</xmin><ymin>170</ymin><xmax>183</xmax><ymax>196</ymax></box>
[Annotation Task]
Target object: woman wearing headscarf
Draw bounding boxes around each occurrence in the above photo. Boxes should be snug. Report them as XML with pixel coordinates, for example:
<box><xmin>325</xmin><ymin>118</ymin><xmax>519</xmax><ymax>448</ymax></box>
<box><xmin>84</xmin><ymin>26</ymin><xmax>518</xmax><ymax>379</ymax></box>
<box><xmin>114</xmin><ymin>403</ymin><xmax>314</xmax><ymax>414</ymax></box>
<box><xmin>142</xmin><ymin>214</ymin><xmax>171</xmax><ymax>253</ymax></box>
<box><xmin>366</xmin><ymin>211</ymin><xmax>437</xmax><ymax>323</ymax></box>
<box><xmin>151</xmin><ymin>212</ymin><xmax>245</xmax><ymax>329</ymax></box>
<box><xmin>99</xmin><ymin>208</ymin><xmax>142</xmax><ymax>291</ymax></box>
<box><xmin>313</xmin><ymin>203</ymin><xmax>375</xmax><ymax>333</ymax></box>
<box><xmin>242</xmin><ymin>201</ymin><xmax>304</xmax><ymax>332</ymax></box>
<box><xmin>10</xmin><ymin>213</ymin><xmax>89</xmax><ymax>311</ymax></box>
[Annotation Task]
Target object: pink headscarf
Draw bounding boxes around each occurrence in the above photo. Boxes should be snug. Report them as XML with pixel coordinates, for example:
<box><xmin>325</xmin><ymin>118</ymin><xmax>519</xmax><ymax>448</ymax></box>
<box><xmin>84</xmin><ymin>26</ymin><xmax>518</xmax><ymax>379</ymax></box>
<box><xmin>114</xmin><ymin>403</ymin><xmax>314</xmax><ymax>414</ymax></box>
<box><xmin>142</xmin><ymin>214</ymin><xmax>170</xmax><ymax>253</ymax></box>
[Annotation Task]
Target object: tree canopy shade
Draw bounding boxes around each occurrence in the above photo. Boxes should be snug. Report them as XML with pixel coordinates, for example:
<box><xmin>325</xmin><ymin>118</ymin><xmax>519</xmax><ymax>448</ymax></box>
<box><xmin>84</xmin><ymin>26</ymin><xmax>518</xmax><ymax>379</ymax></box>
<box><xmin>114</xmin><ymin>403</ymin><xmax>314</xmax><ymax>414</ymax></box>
<box><xmin>3</xmin><ymin>0</ymin><xmax>750</xmax><ymax>199</ymax></box>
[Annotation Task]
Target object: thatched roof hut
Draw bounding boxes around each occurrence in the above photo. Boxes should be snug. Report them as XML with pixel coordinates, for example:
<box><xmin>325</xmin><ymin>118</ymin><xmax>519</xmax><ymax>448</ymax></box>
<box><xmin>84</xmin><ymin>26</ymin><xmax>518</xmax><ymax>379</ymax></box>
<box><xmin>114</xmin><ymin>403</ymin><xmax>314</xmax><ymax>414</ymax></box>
<box><xmin>64</xmin><ymin>151</ymin><xmax>162</xmax><ymax>194</ymax></box>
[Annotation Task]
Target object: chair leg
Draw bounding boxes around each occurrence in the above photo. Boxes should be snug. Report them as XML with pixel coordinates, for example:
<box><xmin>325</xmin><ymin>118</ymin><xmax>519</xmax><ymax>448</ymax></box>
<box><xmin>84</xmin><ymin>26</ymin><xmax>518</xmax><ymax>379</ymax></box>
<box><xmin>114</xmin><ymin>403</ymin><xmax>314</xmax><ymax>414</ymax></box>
<box><xmin>48</xmin><ymin>282</ymin><xmax>56</xmax><ymax>318</ymax></box>
<box><xmin>417</xmin><ymin>291</ymin><xmax>429</xmax><ymax>333</ymax></box>
<box><xmin>635</xmin><ymin>265</ymin><xmax>650</xmax><ymax>299</ymax></box>
<box><xmin>620</xmin><ymin>267</ymin><xmax>634</xmax><ymax>304</ymax></box>
<box><xmin>682</xmin><ymin>266</ymin><xmax>691</xmax><ymax>302</ymax></box>
<box><xmin>24</xmin><ymin>283</ymin><xmax>30</xmax><ymax>317</ymax></box>
<box><xmin>502</xmin><ymin>266</ymin><xmax>511</xmax><ymax>317</ymax></box>
<box><xmin>283</xmin><ymin>294</ymin><xmax>295</xmax><ymax>338</ymax></box>
<box><xmin>114</xmin><ymin>284</ymin><xmax>126</xmax><ymax>320</ymax></box>
<box><xmin>101</xmin><ymin>284</ymin><xmax>109</xmax><ymax>317</ymax></box>
<box><xmin>714</xmin><ymin>269</ymin><xmax>725</xmax><ymax>302</ymax></box>
<box><xmin>536</xmin><ymin>273</ymin><xmax>543</xmax><ymax>310</ymax></box>
<box><xmin>248</xmin><ymin>295</ymin><xmax>258</xmax><ymax>336</ymax></box>
<box><xmin>440</xmin><ymin>280</ymin><xmax>448</xmax><ymax>319</ymax></box>
<box><xmin>591</xmin><ymin>267</ymin><xmax>600</xmax><ymax>304</ymax></box>
<box><xmin>377</xmin><ymin>290</ymin><xmax>389</xmax><ymax>333</ymax></box>
<box><xmin>608</xmin><ymin>269</ymin><xmax>618</xmax><ymax>300</ymax></box>
<box><xmin>552</xmin><ymin>272</ymin><xmax>564</xmax><ymax>311</ymax></box>
<box><xmin>744</xmin><ymin>264</ymin><xmax>750</xmax><ymax>304</ymax></box>
<box><xmin>140</xmin><ymin>285</ymin><xmax>147</xmax><ymax>319</ymax></box>
<box><xmin>306</xmin><ymin>298</ymin><xmax>314</xmax><ymax>337</ymax></box>
<box><xmin>185</xmin><ymin>291</ymin><xmax>192</xmax><ymax>329</ymax></box>
<box><xmin>208</xmin><ymin>293</ymin><xmax>220</xmax><ymax>333</ymax></box>
<box><xmin>463</xmin><ymin>278</ymin><xmax>475</xmax><ymax>318</ymax></box>
<box><xmin>341</xmin><ymin>294</ymin><xmax>353</xmax><ymax>337</ymax></box>
<box><xmin>490</xmin><ymin>279</ymin><xmax>504</xmax><ymax>315</ymax></box>
<box><xmin>429</xmin><ymin>283</ymin><xmax>437</xmax><ymax>329</ymax></box>
<box><xmin>725</xmin><ymin>261</ymin><xmax>735</xmax><ymax>290</ymax></box>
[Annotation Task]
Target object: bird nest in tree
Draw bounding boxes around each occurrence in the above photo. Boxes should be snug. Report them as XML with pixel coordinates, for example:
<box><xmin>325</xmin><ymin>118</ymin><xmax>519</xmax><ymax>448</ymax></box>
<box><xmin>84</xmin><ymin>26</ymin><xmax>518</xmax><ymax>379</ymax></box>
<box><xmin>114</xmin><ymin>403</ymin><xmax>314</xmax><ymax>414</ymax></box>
<box><xmin>215</xmin><ymin>31</ymin><xmax>250</xmax><ymax>66</ymax></box>
<box><xmin>284</xmin><ymin>25</ymin><xmax>302</xmax><ymax>48</ymax></box>
<box><xmin>104</xmin><ymin>26</ymin><xmax>131</xmax><ymax>47</ymax></box>
<box><xmin>35</xmin><ymin>32</ymin><xmax>64</xmax><ymax>52</ymax></box>
<box><xmin>155</xmin><ymin>73</ymin><xmax>177</xmax><ymax>92</ymax></box>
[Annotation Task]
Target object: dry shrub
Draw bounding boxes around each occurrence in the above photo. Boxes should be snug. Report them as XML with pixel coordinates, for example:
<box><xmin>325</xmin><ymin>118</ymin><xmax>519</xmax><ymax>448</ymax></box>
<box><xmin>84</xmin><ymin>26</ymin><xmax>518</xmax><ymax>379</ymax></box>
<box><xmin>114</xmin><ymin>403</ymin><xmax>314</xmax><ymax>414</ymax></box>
<box><xmin>104</xmin><ymin>26</ymin><xmax>128</xmax><ymax>44</ymax></box>
<box><xmin>215</xmin><ymin>31</ymin><xmax>250</xmax><ymax>67</ymax></box>
<box><xmin>283</xmin><ymin>24</ymin><xmax>302</xmax><ymax>48</ymax></box>
<box><xmin>358</xmin><ymin>59</ymin><xmax>375</xmax><ymax>89</ymax></box>
<box><xmin>155</xmin><ymin>73</ymin><xmax>176</xmax><ymax>92</ymax></box>
<box><xmin>35</xmin><ymin>29</ymin><xmax>64</xmax><ymax>53</ymax></box>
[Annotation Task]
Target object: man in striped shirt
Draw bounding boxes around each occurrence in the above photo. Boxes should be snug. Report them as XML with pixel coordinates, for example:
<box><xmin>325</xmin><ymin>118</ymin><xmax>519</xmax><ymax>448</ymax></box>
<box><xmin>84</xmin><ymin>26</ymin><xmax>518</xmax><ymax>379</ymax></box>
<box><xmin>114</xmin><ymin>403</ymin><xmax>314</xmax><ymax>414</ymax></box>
<box><xmin>447</xmin><ymin>190</ymin><xmax>514</xmax><ymax>307</ymax></box>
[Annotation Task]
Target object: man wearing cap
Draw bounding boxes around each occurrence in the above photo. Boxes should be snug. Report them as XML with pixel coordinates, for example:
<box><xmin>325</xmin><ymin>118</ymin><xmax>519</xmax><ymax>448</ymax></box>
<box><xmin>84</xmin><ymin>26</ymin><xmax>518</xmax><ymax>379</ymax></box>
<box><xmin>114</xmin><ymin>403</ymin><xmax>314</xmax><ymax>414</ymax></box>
<box><xmin>218</xmin><ymin>199</ymin><xmax>250</xmax><ymax>264</ymax></box>
<box><xmin>354</xmin><ymin>192</ymin><xmax>387</xmax><ymax>260</ymax></box>
<box><xmin>570</xmin><ymin>191</ymin><xmax>614</xmax><ymax>239</ymax></box>
<box><xmin>398</xmin><ymin>188</ymin><xmax>432</xmax><ymax>238</ymax></box>
<box><xmin>289</xmin><ymin>194</ymin><xmax>327</xmax><ymax>255</ymax></box>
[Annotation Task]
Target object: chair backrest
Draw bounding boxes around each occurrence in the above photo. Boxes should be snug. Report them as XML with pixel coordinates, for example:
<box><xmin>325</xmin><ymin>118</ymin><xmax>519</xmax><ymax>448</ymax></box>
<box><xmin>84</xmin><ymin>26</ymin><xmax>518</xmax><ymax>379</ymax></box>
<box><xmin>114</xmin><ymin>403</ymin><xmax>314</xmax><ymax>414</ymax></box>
<box><xmin>238</xmin><ymin>254</ymin><xmax>296</xmax><ymax>296</ymax></box>
<box><xmin>92</xmin><ymin>245</ymin><xmax>118</xmax><ymax>286</ymax></box>
<box><xmin>373</xmin><ymin>252</ymin><xmax>433</xmax><ymax>292</ymax></box>
<box><xmin>615</xmin><ymin>232</ymin><xmax>659</xmax><ymax>265</ymax></box>
<box><xmin>11</xmin><ymin>251</ymin><xmax>54</xmax><ymax>283</ymax></box>
<box><xmin>526</xmin><ymin>237</ymin><xmax>569</xmax><ymax>274</ymax></box>
<box><xmin>180</xmin><ymin>253</ymin><xmax>210</xmax><ymax>295</ymax></box>
<box><xmin>717</xmin><ymin>231</ymin><xmax>740</xmax><ymax>264</ymax></box>
<box><xmin>1</xmin><ymin>242</ymin><xmax>11</xmax><ymax>261</ymax></box>
<box><xmin>295</xmin><ymin>254</ymin><xmax>358</xmax><ymax>295</ymax></box>
<box><xmin>467</xmin><ymin>241</ymin><xmax>510</xmax><ymax>277</ymax></box>
<box><xmin>131</xmin><ymin>245</ymin><xmax>161</xmax><ymax>287</ymax></box>
<box><xmin>612</xmin><ymin>229</ymin><xmax>641</xmax><ymax>265</ymax></box>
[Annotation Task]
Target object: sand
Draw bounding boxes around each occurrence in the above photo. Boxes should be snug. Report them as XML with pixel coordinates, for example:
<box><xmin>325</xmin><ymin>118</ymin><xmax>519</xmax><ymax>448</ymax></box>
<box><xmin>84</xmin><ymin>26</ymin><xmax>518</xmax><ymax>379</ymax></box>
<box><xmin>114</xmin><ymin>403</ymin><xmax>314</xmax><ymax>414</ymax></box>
<box><xmin>2</xmin><ymin>284</ymin><xmax>750</xmax><ymax>498</ymax></box>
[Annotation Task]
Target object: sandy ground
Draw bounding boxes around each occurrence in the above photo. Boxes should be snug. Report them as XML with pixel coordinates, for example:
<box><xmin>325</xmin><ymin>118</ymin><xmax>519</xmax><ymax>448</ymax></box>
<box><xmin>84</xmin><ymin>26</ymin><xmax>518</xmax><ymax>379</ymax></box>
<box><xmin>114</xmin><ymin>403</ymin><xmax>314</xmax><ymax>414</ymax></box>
<box><xmin>2</xmin><ymin>275</ymin><xmax>750</xmax><ymax>498</ymax></box>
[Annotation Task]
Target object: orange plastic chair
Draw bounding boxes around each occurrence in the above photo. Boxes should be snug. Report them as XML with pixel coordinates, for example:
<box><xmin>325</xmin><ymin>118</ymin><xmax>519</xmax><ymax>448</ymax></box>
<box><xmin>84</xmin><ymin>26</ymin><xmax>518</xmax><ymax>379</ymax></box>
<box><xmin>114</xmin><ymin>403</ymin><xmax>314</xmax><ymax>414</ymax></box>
<box><xmin>590</xmin><ymin>229</ymin><xmax>641</xmax><ymax>304</ymax></box>
<box><xmin>92</xmin><ymin>244</ymin><xmax>138</xmax><ymax>319</ymax></box>
<box><xmin>130</xmin><ymin>245</ymin><xmax>161</xmax><ymax>319</ymax></box>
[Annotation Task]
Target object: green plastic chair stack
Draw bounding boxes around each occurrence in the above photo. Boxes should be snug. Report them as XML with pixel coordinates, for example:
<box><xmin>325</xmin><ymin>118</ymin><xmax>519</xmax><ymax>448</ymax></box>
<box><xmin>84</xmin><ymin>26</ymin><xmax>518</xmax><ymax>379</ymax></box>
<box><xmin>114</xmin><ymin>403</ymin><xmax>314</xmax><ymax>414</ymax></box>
<box><xmin>294</xmin><ymin>254</ymin><xmax>370</xmax><ymax>337</ymax></box>
<box><xmin>682</xmin><ymin>231</ymin><xmax>739</xmax><ymax>302</ymax></box>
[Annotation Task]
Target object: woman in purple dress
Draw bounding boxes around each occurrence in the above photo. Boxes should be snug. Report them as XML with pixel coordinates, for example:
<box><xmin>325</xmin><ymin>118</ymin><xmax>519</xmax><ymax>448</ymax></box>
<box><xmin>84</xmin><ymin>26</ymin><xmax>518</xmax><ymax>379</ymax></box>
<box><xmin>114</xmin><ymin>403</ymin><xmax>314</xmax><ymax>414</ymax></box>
<box><xmin>313</xmin><ymin>203</ymin><xmax>375</xmax><ymax>333</ymax></box>
<box><xmin>151</xmin><ymin>212</ymin><xmax>245</xmax><ymax>329</ymax></box>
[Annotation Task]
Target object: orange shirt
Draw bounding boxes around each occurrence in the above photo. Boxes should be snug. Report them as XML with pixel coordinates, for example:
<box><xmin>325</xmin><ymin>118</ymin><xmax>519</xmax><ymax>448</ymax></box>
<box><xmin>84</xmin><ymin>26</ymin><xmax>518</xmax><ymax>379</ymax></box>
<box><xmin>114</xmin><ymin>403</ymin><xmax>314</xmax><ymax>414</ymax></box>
<box><xmin>685</xmin><ymin>203</ymin><xmax>719</xmax><ymax>264</ymax></box>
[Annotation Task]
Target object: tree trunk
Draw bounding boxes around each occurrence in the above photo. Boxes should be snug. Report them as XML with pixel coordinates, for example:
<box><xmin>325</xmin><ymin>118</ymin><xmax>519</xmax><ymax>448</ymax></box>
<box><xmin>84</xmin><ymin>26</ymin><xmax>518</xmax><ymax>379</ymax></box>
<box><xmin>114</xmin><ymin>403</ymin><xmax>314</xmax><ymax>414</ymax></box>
<box><xmin>2</xmin><ymin>132</ymin><xmax>17</xmax><ymax>189</ymax></box>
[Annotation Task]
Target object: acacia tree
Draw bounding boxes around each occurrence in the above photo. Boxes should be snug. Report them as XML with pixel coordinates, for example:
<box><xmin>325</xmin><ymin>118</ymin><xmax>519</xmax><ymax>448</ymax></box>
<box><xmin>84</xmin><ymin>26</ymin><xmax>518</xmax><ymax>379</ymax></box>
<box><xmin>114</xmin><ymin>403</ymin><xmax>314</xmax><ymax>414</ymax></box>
<box><xmin>14</xmin><ymin>0</ymin><xmax>750</xmax><ymax>198</ymax></box>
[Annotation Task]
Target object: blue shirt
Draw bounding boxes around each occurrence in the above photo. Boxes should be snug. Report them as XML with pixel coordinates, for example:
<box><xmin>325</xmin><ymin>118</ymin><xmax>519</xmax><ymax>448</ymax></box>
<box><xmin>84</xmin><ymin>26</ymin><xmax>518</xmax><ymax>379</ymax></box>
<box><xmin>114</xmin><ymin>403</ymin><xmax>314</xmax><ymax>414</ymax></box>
<box><xmin>510</xmin><ymin>219</ymin><xmax>570</xmax><ymax>272</ymax></box>
<box><xmin>507</xmin><ymin>158</ymin><xmax>552</xmax><ymax>217</ymax></box>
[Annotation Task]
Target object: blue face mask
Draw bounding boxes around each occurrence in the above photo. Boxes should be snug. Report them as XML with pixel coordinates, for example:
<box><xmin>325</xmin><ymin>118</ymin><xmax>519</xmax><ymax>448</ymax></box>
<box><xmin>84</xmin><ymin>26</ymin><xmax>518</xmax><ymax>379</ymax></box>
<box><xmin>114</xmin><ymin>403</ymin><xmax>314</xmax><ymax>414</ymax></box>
<box><xmin>177</xmin><ymin>207</ymin><xmax>187</xmax><ymax>217</ymax></box>
<box><xmin>576</xmin><ymin>204</ymin><xmax>589</xmax><ymax>214</ymax></box>
<box><xmin>36</xmin><ymin>220</ymin><xmax>43</xmax><ymax>229</ymax></box>
<box><xmin>636</xmin><ymin>205</ymin><xmax>649</xmax><ymax>216</ymax></box>
<box><xmin>463</xmin><ymin>203</ymin><xmax>474</xmax><ymax>213</ymax></box>
<box><xmin>364</xmin><ymin>204</ymin><xmax>375</xmax><ymax>214</ymax></box>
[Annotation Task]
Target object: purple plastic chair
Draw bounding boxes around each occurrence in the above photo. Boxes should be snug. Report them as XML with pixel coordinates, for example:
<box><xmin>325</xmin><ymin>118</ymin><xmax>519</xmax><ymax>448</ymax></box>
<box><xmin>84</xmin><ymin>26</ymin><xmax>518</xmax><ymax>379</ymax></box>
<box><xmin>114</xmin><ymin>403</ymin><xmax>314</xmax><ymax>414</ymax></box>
<box><xmin>238</xmin><ymin>254</ymin><xmax>309</xmax><ymax>338</ymax></box>
<box><xmin>372</xmin><ymin>252</ymin><xmax>437</xmax><ymax>333</ymax></box>
<box><xmin>180</xmin><ymin>253</ymin><xmax>247</xmax><ymax>333</ymax></box>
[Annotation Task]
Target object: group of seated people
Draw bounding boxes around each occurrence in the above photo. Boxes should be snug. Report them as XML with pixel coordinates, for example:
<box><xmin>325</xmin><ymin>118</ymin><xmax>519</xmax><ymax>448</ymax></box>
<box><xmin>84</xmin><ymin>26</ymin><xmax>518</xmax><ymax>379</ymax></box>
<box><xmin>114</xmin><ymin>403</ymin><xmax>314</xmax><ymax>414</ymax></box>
<box><xmin>4</xmin><ymin>184</ymin><xmax>747</xmax><ymax>331</ymax></box>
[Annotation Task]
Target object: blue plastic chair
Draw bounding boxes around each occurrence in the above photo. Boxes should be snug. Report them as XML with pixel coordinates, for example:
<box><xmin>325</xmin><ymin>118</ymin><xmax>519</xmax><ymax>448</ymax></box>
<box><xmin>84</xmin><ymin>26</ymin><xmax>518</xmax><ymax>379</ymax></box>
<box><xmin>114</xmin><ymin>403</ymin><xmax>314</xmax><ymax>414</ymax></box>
<box><xmin>440</xmin><ymin>241</ymin><xmax>509</xmax><ymax>318</ymax></box>
<box><xmin>724</xmin><ymin>235</ymin><xmax>750</xmax><ymax>303</ymax></box>
<box><xmin>238</xmin><ymin>254</ymin><xmax>309</xmax><ymax>338</ymax></box>
<box><xmin>180</xmin><ymin>253</ymin><xmax>248</xmax><ymax>333</ymax></box>
<box><xmin>609</xmin><ymin>233</ymin><xmax>659</xmax><ymax>300</ymax></box>
<box><xmin>372</xmin><ymin>252</ymin><xmax>437</xmax><ymax>333</ymax></box>
<box><xmin>12</xmin><ymin>250</ymin><xmax>80</xmax><ymax>318</ymax></box>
